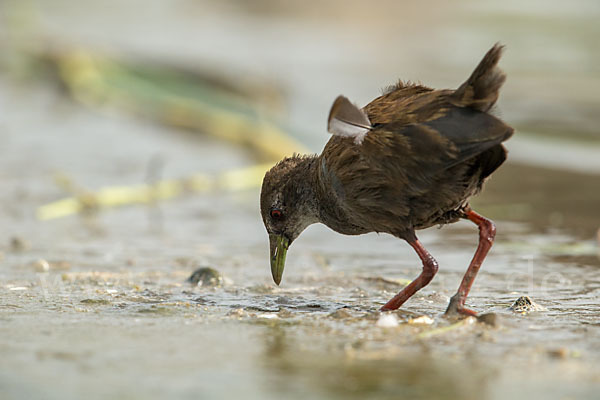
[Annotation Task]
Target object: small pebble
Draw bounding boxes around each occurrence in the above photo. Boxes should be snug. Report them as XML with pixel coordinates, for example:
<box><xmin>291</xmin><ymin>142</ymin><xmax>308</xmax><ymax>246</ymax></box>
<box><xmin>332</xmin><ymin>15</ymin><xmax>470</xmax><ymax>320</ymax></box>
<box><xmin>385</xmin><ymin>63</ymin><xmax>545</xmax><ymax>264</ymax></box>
<box><xmin>510</xmin><ymin>295</ymin><xmax>546</xmax><ymax>313</ymax></box>
<box><xmin>50</xmin><ymin>260</ymin><xmax>71</xmax><ymax>271</ymax></box>
<box><xmin>329</xmin><ymin>308</ymin><xmax>353</xmax><ymax>319</ymax></box>
<box><xmin>477</xmin><ymin>312</ymin><xmax>499</xmax><ymax>327</ymax></box>
<box><xmin>277</xmin><ymin>309</ymin><xmax>294</xmax><ymax>318</ymax></box>
<box><xmin>258</xmin><ymin>313</ymin><xmax>279</xmax><ymax>320</ymax></box>
<box><xmin>409</xmin><ymin>315</ymin><xmax>434</xmax><ymax>325</ymax></box>
<box><xmin>187</xmin><ymin>267</ymin><xmax>223</xmax><ymax>287</ymax></box>
<box><xmin>32</xmin><ymin>259</ymin><xmax>50</xmax><ymax>272</ymax></box>
<box><xmin>228</xmin><ymin>308</ymin><xmax>246</xmax><ymax>318</ymax></box>
<box><xmin>10</xmin><ymin>236</ymin><xmax>30</xmax><ymax>252</ymax></box>
<box><xmin>376</xmin><ymin>313</ymin><xmax>399</xmax><ymax>328</ymax></box>
<box><xmin>548</xmin><ymin>348</ymin><xmax>569</xmax><ymax>359</ymax></box>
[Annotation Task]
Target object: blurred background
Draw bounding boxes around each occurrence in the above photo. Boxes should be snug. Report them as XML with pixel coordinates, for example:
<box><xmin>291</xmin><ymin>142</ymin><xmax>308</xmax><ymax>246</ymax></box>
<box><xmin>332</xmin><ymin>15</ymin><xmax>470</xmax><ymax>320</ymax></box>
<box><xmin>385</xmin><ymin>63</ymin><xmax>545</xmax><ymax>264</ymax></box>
<box><xmin>1</xmin><ymin>1</ymin><xmax>599</xmax><ymax>399</ymax></box>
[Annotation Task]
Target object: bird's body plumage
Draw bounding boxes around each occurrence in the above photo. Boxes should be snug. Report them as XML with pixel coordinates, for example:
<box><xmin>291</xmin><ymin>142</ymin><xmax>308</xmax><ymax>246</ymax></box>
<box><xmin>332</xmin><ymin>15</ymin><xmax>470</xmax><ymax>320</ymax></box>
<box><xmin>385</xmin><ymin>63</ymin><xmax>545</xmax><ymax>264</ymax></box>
<box><xmin>260</xmin><ymin>44</ymin><xmax>514</xmax><ymax>315</ymax></box>
<box><xmin>319</xmin><ymin>82</ymin><xmax>513</xmax><ymax>239</ymax></box>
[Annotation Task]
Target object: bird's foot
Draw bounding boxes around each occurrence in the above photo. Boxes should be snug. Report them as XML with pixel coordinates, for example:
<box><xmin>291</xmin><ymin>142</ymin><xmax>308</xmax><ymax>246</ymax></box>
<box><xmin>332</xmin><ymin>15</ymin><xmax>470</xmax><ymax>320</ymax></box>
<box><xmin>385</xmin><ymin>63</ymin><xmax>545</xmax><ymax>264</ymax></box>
<box><xmin>380</xmin><ymin>302</ymin><xmax>401</xmax><ymax>312</ymax></box>
<box><xmin>445</xmin><ymin>294</ymin><xmax>477</xmax><ymax>318</ymax></box>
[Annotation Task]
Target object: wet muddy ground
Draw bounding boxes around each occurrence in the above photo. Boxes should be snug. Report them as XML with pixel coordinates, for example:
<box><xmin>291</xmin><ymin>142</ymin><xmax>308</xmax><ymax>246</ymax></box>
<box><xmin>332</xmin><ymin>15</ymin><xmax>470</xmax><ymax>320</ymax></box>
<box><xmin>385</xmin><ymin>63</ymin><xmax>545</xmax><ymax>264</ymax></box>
<box><xmin>1</xmin><ymin>1</ymin><xmax>600</xmax><ymax>399</ymax></box>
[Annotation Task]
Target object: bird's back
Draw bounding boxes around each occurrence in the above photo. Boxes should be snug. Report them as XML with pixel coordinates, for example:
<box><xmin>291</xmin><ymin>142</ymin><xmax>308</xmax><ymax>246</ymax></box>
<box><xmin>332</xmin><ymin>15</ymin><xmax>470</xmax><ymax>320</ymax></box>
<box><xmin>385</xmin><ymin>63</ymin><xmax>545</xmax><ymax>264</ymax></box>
<box><xmin>320</xmin><ymin>44</ymin><xmax>513</xmax><ymax>238</ymax></box>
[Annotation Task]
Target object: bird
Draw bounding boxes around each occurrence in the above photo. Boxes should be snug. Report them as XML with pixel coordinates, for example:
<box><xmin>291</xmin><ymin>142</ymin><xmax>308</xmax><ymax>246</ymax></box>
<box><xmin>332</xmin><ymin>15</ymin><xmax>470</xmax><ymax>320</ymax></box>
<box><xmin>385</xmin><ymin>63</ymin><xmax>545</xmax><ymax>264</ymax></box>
<box><xmin>260</xmin><ymin>44</ymin><xmax>514</xmax><ymax>316</ymax></box>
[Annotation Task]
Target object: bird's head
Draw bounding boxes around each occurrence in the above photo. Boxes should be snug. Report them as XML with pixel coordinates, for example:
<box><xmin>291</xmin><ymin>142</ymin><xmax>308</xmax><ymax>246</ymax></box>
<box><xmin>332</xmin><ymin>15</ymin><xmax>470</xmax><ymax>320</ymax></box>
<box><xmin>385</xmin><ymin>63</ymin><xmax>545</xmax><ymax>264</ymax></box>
<box><xmin>260</xmin><ymin>155</ymin><xmax>319</xmax><ymax>286</ymax></box>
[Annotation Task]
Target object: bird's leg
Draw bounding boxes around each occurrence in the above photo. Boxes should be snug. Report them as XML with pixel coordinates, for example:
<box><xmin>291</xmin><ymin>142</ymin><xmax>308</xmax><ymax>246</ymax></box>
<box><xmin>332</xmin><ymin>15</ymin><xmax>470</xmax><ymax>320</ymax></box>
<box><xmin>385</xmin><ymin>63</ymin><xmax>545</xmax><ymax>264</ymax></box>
<box><xmin>380</xmin><ymin>238</ymin><xmax>439</xmax><ymax>311</ymax></box>
<box><xmin>445</xmin><ymin>209</ymin><xmax>496</xmax><ymax>317</ymax></box>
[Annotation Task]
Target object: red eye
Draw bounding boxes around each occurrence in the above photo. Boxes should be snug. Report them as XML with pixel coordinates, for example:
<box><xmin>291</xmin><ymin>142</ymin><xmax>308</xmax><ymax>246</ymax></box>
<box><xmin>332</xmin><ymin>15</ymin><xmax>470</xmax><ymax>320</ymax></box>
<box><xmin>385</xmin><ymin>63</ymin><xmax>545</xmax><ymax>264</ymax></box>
<box><xmin>270</xmin><ymin>209</ymin><xmax>283</xmax><ymax>220</ymax></box>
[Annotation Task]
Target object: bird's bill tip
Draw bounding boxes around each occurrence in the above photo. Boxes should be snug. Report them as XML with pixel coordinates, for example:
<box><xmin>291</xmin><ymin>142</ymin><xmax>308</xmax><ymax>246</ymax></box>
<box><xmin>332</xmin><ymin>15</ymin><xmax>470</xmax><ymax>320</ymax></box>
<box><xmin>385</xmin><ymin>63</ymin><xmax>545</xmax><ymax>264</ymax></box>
<box><xmin>269</xmin><ymin>234</ymin><xmax>289</xmax><ymax>286</ymax></box>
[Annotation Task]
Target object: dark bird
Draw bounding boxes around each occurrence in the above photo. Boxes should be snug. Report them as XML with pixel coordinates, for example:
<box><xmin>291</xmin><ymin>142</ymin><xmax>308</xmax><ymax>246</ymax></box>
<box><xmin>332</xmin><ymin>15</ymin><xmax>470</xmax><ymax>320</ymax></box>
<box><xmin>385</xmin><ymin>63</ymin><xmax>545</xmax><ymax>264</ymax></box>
<box><xmin>260</xmin><ymin>44</ymin><xmax>513</xmax><ymax>316</ymax></box>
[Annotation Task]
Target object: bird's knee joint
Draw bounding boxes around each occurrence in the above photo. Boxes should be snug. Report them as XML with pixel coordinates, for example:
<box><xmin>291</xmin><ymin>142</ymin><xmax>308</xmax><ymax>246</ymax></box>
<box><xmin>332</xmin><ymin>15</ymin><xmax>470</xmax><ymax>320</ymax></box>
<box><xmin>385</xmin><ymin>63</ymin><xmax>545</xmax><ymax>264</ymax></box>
<box><xmin>422</xmin><ymin>257</ymin><xmax>439</xmax><ymax>278</ymax></box>
<box><xmin>479</xmin><ymin>221</ymin><xmax>496</xmax><ymax>244</ymax></box>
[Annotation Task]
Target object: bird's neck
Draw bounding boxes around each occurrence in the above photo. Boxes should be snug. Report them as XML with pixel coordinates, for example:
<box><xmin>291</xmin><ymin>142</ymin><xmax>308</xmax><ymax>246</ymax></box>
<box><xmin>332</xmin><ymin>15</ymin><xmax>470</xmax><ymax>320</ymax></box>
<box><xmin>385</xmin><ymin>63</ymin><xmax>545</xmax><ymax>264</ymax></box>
<box><xmin>288</xmin><ymin>154</ymin><xmax>364</xmax><ymax>235</ymax></box>
<box><xmin>289</xmin><ymin>155</ymin><xmax>322</xmax><ymax>224</ymax></box>
<box><xmin>314</xmin><ymin>156</ymin><xmax>365</xmax><ymax>235</ymax></box>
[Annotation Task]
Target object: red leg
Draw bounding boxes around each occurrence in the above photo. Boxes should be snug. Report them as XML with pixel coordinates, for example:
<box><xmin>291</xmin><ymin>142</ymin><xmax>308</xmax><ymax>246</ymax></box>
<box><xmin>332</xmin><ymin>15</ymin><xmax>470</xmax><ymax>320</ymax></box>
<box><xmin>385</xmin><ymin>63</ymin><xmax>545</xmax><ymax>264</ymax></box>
<box><xmin>445</xmin><ymin>209</ymin><xmax>496</xmax><ymax>316</ymax></box>
<box><xmin>380</xmin><ymin>238</ymin><xmax>439</xmax><ymax>311</ymax></box>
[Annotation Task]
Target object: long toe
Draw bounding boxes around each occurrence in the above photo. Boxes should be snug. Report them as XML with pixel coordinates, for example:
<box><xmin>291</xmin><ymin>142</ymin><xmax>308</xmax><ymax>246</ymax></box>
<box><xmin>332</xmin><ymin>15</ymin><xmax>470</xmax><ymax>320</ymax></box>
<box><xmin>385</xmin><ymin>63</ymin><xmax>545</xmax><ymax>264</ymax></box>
<box><xmin>445</xmin><ymin>294</ymin><xmax>478</xmax><ymax>317</ymax></box>
<box><xmin>445</xmin><ymin>306</ymin><xmax>478</xmax><ymax>318</ymax></box>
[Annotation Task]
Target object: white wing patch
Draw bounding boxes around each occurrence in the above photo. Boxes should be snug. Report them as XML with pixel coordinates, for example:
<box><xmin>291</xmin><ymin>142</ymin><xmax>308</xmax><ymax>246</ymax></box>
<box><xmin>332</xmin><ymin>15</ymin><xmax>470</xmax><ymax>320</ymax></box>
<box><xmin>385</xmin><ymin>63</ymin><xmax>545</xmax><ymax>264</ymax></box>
<box><xmin>327</xmin><ymin>95</ymin><xmax>372</xmax><ymax>145</ymax></box>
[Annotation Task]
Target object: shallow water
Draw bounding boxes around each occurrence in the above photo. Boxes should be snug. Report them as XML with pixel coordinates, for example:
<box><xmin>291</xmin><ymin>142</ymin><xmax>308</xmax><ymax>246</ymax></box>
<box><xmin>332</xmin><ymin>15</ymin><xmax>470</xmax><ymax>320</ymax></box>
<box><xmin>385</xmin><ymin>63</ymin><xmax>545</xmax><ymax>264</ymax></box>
<box><xmin>1</xmin><ymin>1</ymin><xmax>600</xmax><ymax>399</ymax></box>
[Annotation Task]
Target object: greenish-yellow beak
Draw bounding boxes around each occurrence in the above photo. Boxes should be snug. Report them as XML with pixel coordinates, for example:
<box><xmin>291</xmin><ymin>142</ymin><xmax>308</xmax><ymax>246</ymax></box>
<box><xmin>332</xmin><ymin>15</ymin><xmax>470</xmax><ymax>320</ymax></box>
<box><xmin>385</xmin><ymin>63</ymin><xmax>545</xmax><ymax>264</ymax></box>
<box><xmin>269</xmin><ymin>234</ymin><xmax>289</xmax><ymax>285</ymax></box>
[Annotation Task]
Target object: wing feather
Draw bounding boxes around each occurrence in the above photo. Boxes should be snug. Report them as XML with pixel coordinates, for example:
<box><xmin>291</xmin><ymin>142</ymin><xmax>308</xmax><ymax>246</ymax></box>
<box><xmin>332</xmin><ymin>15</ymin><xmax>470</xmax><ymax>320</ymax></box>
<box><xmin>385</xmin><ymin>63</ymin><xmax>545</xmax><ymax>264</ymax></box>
<box><xmin>327</xmin><ymin>95</ymin><xmax>372</xmax><ymax>144</ymax></box>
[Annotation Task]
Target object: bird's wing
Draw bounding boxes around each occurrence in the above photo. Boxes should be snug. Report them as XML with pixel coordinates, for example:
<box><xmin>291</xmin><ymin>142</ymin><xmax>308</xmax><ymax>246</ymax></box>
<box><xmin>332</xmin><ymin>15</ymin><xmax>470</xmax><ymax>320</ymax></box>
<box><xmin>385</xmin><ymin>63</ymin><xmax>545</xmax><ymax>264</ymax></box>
<box><xmin>416</xmin><ymin>106</ymin><xmax>513</xmax><ymax>171</ymax></box>
<box><xmin>327</xmin><ymin>95</ymin><xmax>372</xmax><ymax>144</ymax></box>
<box><xmin>362</xmin><ymin>106</ymin><xmax>513</xmax><ymax>178</ymax></box>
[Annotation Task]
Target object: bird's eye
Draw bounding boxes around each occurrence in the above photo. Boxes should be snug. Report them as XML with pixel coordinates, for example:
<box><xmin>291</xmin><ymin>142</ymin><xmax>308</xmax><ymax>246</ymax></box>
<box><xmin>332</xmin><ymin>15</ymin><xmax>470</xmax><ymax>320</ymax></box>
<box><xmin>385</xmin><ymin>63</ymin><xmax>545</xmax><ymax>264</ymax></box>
<box><xmin>270</xmin><ymin>208</ymin><xmax>283</xmax><ymax>220</ymax></box>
